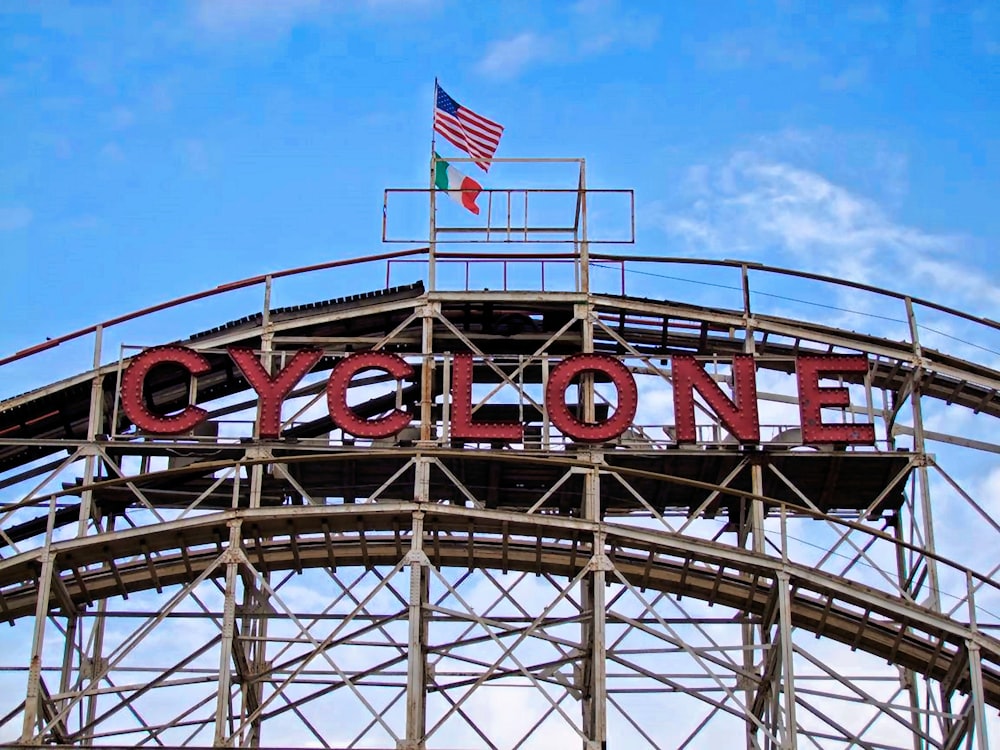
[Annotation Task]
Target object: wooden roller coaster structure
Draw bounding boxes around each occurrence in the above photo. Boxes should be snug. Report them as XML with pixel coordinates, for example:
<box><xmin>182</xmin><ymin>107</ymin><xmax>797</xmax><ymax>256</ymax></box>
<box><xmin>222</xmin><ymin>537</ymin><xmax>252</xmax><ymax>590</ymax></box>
<box><xmin>2</xmin><ymin>165</ymin><xmax>1000</xmax><ymax>748</ymax></box>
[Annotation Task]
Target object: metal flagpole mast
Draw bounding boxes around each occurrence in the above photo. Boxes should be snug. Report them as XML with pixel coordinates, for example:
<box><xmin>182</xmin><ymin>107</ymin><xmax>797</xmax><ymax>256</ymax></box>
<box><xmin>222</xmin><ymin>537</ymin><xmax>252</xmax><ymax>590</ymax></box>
<box><xmin>401</xmin><ymin>77</ymin><xmax>441</xmax><ymax>749</ymax></box>
<box><xmin>429</xmin><ymin>78</ymin><xmax>438</xmax><ymax>292</ymax></box>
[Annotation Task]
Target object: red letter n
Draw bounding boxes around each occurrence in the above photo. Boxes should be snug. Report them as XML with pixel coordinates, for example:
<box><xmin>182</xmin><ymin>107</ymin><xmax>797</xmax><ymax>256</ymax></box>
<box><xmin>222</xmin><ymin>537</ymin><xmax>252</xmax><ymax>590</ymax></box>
<box><xmin>671</xmin><ymin>355</ymin><xmax>760</xmax><ymax>444</ymax></box>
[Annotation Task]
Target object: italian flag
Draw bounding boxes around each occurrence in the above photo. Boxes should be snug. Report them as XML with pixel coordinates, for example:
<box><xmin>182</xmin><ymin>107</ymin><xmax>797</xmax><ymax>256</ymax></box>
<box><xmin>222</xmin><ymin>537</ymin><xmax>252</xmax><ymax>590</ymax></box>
<box><xmin>434</xmin><ymin>153</ymin><xmax>482</xmax><ymax>215</ymax></box>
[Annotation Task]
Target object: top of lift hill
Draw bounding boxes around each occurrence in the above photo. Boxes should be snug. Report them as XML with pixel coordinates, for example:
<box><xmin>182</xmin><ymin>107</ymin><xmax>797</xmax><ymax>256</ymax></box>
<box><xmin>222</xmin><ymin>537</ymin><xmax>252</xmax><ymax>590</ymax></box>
<box><xmin>383</xmin><ymin>156</ymin><xmax>635</xmax><ymax>258</ymax></box>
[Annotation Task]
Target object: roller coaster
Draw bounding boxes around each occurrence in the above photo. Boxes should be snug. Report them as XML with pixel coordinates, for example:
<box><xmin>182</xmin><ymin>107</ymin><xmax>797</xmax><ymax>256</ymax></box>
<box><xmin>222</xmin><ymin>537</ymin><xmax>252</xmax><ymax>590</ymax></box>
<box><xmin>1</xmin><ymin>163</ymin><xmax>999</xmax><ymax>748</ymax></box>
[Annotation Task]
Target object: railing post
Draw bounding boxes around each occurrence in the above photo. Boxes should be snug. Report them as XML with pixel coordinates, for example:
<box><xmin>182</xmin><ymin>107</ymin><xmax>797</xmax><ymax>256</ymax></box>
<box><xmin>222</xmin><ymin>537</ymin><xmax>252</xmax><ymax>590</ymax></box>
<box><xmin>905</xmin><ymin>297</ymin><xmax>942</xmax><ymax>612</ymax></box>
<box><xmin>579</xmin><ymin>160</ymin><xmax>589</xmax><ymax>294</ymax></box>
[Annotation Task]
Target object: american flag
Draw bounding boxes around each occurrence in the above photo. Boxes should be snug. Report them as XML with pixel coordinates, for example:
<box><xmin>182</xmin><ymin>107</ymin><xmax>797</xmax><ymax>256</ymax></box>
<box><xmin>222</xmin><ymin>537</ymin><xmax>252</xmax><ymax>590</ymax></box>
<box><xmin>433</xmin><ymin>83</ymin><xmax>504</xmax><ymax>172</ymax></box>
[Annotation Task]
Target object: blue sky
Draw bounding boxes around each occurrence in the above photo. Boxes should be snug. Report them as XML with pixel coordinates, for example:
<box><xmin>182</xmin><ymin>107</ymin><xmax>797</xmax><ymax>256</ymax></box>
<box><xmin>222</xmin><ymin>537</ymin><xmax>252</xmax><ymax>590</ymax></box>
<box><xmin>2</xmin><ymin>5</ymin><xmax>1000</xmax><ymax>744</ymax></box>
<box><xmin>1</xmin><ymin>0</ymin><xmax>999</xmax><ymax>356</ymax></box>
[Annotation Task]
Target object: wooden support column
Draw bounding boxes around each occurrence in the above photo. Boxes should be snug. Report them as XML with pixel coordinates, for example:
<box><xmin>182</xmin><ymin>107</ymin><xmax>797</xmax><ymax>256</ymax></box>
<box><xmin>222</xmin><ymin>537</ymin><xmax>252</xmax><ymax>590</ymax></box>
<box><xmin>776</xmin><ymin>572</ymin><xmax>798</xmax><ymax>750</ymax></box>
<box><xmin>21</xmin><ymin>552</ymin><xmax>55</xmax><ymax>744</ymax></box>
<box><xmin>237</xmin><ymin>569</ymin><xmax>269</xmax><ymax>748</ymax></box>
<box><xmin>214</xmin><ymin>520</ymin><xmax>243</xmax><ymax>747</ymax></box>
<box><xmin>580</xmin><ymin>451</ymin><xmax>607</xmax><ymax>749</ymax></box>
<box><xmin>743</xmin><ymin>461</ymin><xmax>767</xmax><ymax>750</ymax></box>
<box><xmin>400</xmin><ymin>511</ymin><xmax>429</xmax><ymax>750</ymax></box>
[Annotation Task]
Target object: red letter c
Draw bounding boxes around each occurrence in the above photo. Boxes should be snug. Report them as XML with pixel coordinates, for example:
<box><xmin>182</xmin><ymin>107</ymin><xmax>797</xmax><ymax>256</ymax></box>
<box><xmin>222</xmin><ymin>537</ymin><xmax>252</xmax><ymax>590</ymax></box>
<box><xmin>327</xmin><ymin>352</ymin><xmax>414</xmax><ymax>439</ymax></box>
<box><xmin>121</xmin><ymin>346</ymin><xmax>211</xmax><ymax>434</ymax></box>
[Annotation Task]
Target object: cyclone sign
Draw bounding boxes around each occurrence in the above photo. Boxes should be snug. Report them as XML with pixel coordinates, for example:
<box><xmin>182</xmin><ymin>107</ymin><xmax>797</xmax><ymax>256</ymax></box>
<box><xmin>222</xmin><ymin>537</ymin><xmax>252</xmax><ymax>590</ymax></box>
<box><xmin>119</xmin><ymin>346</ymin><xmax>875</xmax><ymax>446</ymax></box>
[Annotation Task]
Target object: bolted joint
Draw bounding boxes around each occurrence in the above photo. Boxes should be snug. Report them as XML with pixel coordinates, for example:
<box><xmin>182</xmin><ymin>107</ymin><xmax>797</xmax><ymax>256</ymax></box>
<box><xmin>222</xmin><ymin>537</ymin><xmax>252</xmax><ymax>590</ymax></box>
<box><xmin>81</xmin><ymin>656</ymin><xmax>109</xmax><ymax>679</ymax></box>
<box><xmin>586</xmin><ymin>553</ymin><xmax>615</xmax><ymax>573</ymax></box>
<box><xmin>404</xmin><ymin>549</ymin><xmax>430</xmax><ymax>567</ymax></box>
<box><xmin>896</xmin><ymin>664</ymin><xmax>912</xmax><ymax>690</ymax></box>
<box><xmin>244</xmin><ymin>446</ymin><xmax>273</xmax><ymax>461</ymax></box>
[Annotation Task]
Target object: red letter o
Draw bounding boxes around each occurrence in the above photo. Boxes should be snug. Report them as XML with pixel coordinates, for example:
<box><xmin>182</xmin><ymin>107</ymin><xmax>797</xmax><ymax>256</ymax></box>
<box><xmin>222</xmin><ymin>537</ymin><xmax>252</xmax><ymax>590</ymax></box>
<box><xmin>546</xmin><ymin>354</ymin><xmax>637</xmax><ymax>443</ymax></box>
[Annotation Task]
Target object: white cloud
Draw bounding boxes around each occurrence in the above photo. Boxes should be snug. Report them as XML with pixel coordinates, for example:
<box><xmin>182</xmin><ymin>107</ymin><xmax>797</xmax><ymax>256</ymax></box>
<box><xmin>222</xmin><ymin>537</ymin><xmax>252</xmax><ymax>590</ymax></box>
<box><xmin>976</xmin><ymin>466</ymin><xmax>1000</xmax><ymax>521</ymax></box>
<box><xmin>146</xmin><ymin>82</ymin><xmax>174</xmax><ymax>113</ymax></box>
<box><xmin>477</xmin><ymin>2</ymin><xmax>658</xmax><ymax>79</ymax></box>
<box><xmin>176</xmin><ymin>138</ymin><xmax>212</xmax><ymax>174</ymax></box>
<box><xmin>572</xmin><ymin>0</ymin><xmax>658</xmax><ymax>55</ymax></box>
<box><xmin>0</xmin><ymin>206</ymin><xmax>33</xmax><ymax>231</ymax></box>
<box><xmin>99</xmin><ymin>141</ymin><xmax>126</xmax><ymax>162</ymax></box>
<box><xmin>62</xmin><ymin>214</ymin><xmax>102</xmax><ymax>231</ymax></box>
<box><xmin>193</xmin><ymin>0</ymin><xmax>326</xmax><ymax>33</ymax></box>
<box><xmin>653</xmin><ymin>149</ymin><xmax>970</xmax><ymax>302</ymax></box>
<box><xmin>477</xmin><ymin>33</ymin><xmax>553</xmax><ymax>79</ymax></box>
<box><xmin>694</xmin><ymin>28</ymin><xmax>821</xmax><ymax>71</ymax></box>
<box><xmin>33</xmin><ymin>132</ymin><xmax>73</xmax><ymax>159</ymax></box>
<box><xmin>909</xmin><ymin>256</ymin><xmax>1000</xmax><ymax>309</ymax></box>
<box><xmin>822</xmin><ymin>59</ymin><xmax>869</xmax><ymax>91</ymax></box>
<box><xmin>103</xmin><ymin>105</ymin><xmax>136</xmax><ymax>130</ymax></box>
<box><xmin>365</xmin><ymin>0</ymin><xmax>439</xmax><ymax>8</ymax></box>
<box><xmin>192</xmin><ymin>0</ymin><xmax>437</xmax><ymax>35</ymax></box>
<box><xmin>846</xmin><ymin>4</ymin><xmax>890</xmax><ymax>23</ymax></box>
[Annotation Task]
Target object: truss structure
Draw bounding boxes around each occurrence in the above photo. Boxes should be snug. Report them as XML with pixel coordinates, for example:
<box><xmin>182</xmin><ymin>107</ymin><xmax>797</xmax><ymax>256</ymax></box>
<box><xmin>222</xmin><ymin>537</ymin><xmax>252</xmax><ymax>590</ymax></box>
<box><xmin>2</xmin><ymin>165</ymin><xmax>1000</xmax><ymax>749</ymax></box>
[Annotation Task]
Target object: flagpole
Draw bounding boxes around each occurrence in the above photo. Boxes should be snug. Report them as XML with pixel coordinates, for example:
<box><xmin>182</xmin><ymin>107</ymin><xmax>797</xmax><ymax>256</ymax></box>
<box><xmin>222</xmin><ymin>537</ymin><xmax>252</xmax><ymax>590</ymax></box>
<box><xmin>429</xmin><ymin>78</ymin><xmax>438</xmax><ymax>292</ymax></box>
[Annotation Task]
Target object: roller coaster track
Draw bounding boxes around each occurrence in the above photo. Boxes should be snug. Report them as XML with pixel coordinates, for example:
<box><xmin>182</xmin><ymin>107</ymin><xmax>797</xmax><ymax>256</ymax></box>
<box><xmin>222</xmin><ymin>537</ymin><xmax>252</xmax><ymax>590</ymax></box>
<box><xmin>2</xmin><ymin>250</ymin><xmax>1000</xmax><ymax>749</ymax></box>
